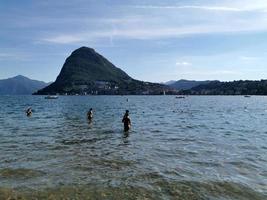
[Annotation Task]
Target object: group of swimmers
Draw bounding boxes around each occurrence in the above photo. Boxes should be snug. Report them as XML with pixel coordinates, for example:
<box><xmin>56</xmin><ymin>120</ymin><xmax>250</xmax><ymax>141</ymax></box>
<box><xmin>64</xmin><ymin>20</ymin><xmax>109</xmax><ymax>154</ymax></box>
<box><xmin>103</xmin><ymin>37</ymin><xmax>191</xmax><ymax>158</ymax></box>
<box><xmin>87</xmin><ymin>108</ymin><xmax>131</xmax><ymax>132</ymax></box>
<box><xmin>26</xmin><ymin>107</ymin><xmax>131</xmax><ymax>132</ymax></box>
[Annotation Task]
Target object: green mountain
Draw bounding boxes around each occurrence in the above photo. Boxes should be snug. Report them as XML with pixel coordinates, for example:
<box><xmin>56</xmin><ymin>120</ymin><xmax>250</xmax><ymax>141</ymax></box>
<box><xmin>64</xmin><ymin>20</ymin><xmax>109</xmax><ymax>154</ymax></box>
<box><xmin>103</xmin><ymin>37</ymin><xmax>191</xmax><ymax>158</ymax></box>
<box><xmin>35</xmin><ymin>47</ymin><xmax>170</xmax><ymax>95</ymax></box>
<box><xmin>0</xmin><ymin>75</ymin><xmax>49</xmax><ymax>95</ymax></box>
<box><xmin>179</xmin><ymin>80</ymin><xmax>267</xmax><ymax>95</ymax></box>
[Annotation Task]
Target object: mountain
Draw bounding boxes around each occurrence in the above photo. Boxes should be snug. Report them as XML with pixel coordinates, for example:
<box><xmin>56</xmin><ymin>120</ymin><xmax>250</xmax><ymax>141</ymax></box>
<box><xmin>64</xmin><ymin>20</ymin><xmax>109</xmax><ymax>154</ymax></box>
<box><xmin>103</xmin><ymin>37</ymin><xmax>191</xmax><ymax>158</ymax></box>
<box><xmin>178</xmin><ymin>80</ymin><xmax>267</xmax><ymax>95</ymax></box>
<box><xmin>167</xmin><ymin>79</ymin><xmax>212</xmax><ymax>90</ymax></box>
<box><xmin>0</xmin><ymin>75</ymin><xmax>49</xmax><ymax>95</ymax></box>
<box><xmin>35</xmin><ymin>47</ymin><xmax>171</xmax><ymax>95</ymax></box>
<box><xmin>164</xmin><ymin>80</ymin><xmax>176</xmax><ymax>85</ymax></box>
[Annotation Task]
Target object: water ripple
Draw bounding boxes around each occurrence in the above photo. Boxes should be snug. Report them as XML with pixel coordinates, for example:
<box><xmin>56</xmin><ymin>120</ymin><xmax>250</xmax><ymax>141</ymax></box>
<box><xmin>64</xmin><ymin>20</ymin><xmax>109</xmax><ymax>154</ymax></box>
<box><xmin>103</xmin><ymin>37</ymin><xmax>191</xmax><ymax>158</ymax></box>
<box><xmin>0</xmin><ymin>95</ymin><xmax>266</xmax><ymax>199</ymax></box>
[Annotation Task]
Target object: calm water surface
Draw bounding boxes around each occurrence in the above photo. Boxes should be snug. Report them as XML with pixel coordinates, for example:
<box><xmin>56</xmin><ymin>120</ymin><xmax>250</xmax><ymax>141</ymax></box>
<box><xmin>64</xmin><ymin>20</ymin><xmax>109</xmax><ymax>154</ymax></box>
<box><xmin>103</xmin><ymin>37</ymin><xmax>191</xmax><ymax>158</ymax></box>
<box><xmin>0</xmin><ymin>96</ymin><xmax>266</xmax><ymax>199</ymax></box>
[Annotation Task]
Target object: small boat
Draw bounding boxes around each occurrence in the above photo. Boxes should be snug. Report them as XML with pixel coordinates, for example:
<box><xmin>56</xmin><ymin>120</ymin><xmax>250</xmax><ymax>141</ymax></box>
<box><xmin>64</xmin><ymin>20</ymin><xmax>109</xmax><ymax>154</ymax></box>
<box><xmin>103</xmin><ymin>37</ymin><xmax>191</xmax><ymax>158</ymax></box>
<box><xmin>45</xmin><ymin>95</ymin><xmax>58</xmax><ymax>99</ymax></box>
<box><xmin>244</xmin><ymin>95</ymin><xmax>251</xmax><ymax>98</ymax></box>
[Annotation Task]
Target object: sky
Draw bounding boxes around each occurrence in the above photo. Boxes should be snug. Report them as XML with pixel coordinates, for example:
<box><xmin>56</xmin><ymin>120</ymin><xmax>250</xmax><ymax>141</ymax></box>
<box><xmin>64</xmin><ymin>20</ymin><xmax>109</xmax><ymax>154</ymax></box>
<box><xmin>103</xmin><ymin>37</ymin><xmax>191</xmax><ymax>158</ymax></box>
<box><xmin>0</xmin><ymin>0</ymin><xmax>267</xmax><ymax>83</ymax></box>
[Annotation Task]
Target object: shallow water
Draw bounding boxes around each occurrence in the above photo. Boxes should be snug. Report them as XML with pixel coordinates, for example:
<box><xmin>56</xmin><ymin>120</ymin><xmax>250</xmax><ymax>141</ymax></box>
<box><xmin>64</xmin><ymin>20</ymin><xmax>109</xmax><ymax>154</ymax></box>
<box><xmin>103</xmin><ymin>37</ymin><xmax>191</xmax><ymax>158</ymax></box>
<box><xmin>0</xmin><ymin>95</ymin><xmax>266</xmax><ymax>199</ymax></box>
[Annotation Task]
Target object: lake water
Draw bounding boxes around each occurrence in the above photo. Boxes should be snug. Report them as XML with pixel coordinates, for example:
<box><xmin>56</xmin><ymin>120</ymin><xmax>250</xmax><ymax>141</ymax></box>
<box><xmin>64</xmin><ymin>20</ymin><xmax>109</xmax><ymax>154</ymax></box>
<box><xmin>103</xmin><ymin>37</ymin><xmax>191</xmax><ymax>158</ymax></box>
<box><xmin>0</xmin><ymin>95</ymin><xmax>266</xmax><ymax>199</ymax></box>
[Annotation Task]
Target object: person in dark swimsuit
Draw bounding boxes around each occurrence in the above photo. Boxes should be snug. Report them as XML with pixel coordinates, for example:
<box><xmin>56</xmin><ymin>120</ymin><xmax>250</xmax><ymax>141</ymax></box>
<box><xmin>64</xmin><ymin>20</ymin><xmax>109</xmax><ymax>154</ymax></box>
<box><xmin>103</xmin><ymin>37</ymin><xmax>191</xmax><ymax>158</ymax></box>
<box><xmin>87</xmin><ymin>108</ymin><xmax>93</xmax><ymax>122</ymax></box>
<box><xmin>122</xmin><ymin>110</ymin><xmax>131</xmax><ymax>132</ymax></box>
<box><xmin>26</xmin><ymin>107</ymin><xmax>32</xmax><ymax>117</ymax></box>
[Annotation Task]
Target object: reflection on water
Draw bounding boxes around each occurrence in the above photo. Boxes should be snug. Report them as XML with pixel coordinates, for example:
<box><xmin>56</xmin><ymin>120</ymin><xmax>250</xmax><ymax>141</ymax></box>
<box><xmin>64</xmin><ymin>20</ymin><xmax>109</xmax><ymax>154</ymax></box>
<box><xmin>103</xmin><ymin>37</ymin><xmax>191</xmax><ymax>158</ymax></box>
<box><xmin>0</xmin><ymin>95</ymin><xmax>266</xmax><ymax>199</ymax></box>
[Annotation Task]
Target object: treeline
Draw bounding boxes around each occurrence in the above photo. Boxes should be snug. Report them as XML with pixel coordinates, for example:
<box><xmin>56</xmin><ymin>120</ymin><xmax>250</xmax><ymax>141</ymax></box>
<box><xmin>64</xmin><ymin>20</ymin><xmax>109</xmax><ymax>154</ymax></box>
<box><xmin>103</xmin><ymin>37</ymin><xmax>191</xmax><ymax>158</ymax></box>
<box><xmin>178</xmin><ymin>80</ymin><xmax>267</xmax><ymax>95</ymax></box>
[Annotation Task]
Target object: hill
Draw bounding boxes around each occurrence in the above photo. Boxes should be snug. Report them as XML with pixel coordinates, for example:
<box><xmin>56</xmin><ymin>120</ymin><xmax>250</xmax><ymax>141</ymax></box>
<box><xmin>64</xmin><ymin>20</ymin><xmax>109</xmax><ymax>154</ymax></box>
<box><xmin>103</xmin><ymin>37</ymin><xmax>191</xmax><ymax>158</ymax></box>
<box><xmin>167</xmin><ymin>79</ymin><xmax>211</xmax><ymax>90</ymax></box>
<box><xmin>178</xmin><ymin>80</ymin><xmax>267</xmax><ymax>95</ymax></box>
<box><xmin>164</xmin><ymin>80</ymin><xmax>176</xmax><ymax>85</ymax></box>
<box><xmin>0</xmin><ymin>75</ymin><xmax>49</xmax><ymax>95</ymax></box>
<box><xmin>35</xmin><ymin>47</ymin><xmax>171</xmax><ymax>95</ymax></box>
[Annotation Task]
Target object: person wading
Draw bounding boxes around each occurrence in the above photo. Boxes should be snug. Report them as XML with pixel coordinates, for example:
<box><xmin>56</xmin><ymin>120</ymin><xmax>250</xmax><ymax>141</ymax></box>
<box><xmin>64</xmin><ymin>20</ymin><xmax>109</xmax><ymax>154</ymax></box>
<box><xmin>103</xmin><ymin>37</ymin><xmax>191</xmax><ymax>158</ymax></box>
<box><xmin>122</xmin><ymin>110</ymin><xmax>131</xmax><ymax>132</ymax></box>
<box><xmin>87</xmin><ymin>108</ymin><xmax>93</xmax><ymax>122</ymax></box>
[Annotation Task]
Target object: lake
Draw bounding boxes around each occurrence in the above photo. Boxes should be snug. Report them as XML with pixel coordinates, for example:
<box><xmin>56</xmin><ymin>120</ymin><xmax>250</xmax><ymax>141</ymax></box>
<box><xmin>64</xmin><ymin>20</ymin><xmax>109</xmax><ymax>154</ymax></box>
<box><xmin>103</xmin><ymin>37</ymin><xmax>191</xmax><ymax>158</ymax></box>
<box><xmin>0</xmin><ymin>95</ymin><xmax>266</xmax><ymax>199</ymax></box>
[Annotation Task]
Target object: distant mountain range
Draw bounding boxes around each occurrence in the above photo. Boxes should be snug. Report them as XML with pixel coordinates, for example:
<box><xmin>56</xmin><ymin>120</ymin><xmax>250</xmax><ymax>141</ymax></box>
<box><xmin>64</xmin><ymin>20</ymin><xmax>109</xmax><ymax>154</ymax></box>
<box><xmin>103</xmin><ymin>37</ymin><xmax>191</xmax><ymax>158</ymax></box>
<box><xmin>0</xmin><ymin>75</ymin><xmax>49</xmax><ymax>95</ymax></box>
<box><xmin>178</xmin><ymin>80</ymin><xmax>267</xmax><ymax>95</ymax></box>
<box><xmin>35</xmin><ymin>47</ymin><xmax>172</xmax><ymax>95</ymax></box>
<box><xmin>164</xmin><ymin>80</ymin><xmax>176</xmax><ymax>85</ymax></box>
<box><xmin>165</xmin><ymin>79</ymin><xmax>212</xmax><ymax>90</ymax></box>
<box><xmin>164</xmin><ymin>79</ymin><xmax>267</xmax><ymax>95</ymax></box>
<box><xmin>2</xmin><ymin>47</ymin><xmax>266</xmax><ymax>96</ymax></box>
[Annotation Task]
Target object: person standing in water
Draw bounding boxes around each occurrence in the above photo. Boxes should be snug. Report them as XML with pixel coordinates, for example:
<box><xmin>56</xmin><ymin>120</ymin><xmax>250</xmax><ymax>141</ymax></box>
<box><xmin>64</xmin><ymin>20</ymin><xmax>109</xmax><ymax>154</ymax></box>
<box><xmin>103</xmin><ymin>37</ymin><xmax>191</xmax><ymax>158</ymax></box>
<box><xmin>87</xmin><ymin>108</ymin><xmax>93</xmax><ymax>122</ymax></box>
<box><xmin>26</xmin><ymin>107</ymin><xmax>32</xmax><ymax>117</ymax></box>
<box><xmin>122</xmin><ymin>110</ymin><xmax>131</xmax><ymax>132</ymax></box>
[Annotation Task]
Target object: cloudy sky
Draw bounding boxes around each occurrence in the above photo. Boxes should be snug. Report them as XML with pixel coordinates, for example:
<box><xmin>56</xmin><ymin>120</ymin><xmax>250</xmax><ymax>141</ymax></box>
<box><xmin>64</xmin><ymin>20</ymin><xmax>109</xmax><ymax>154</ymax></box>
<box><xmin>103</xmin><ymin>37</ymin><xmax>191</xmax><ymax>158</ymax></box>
<box><xmin>1</xmin><ymin>0</ymin><xmax>267</xmax><ymax>82</ymax></box>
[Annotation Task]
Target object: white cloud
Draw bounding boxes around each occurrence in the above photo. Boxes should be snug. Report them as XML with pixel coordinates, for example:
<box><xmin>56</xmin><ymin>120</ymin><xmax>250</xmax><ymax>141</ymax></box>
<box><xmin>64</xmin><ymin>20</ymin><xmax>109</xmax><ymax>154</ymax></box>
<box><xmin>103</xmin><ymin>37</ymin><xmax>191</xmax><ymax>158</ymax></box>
<box><xmin>176</xmin><ymin>61</ymin><xmax>192</xmax><ymax>66</ymax></box>
<box><xmin>0</xmin><ymin>53</ymin><xmax>29</xmax><ymax>61</ymax></box>
<box><xmin>133</xmin><ymin>5</ymin><xmax>244</xmax><ymax>12</ymax></box>
<box><xmin>41</xmin><ymin>20</ymin><xmax>267</xmax><ymax>44</ymax></box>
<box><xmin>38</xmin><ymin>0</ymin><xmax>267</xmax><ymax>44</ymax></box>
<box><xmin>133</xmin><ymin>0</ymin><xmax>267</xmax><ymax>12</ymax></box>
<box><xmin>42</xmin><ymin>35</ymin><xmax>85</xmax><ymax>44</ymax></box>
<box><xmin>135</xmin><ymin>0</ymin><xmax>267</xmax><ymax>12</ymax></box>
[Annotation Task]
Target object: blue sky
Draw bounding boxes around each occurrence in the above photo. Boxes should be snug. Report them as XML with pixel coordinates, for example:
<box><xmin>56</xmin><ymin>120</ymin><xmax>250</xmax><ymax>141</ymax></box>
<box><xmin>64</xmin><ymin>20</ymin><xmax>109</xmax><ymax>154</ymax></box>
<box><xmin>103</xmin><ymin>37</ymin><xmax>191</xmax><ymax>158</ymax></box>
<box><xmin>1</xmin><ymin>0</ymin><xmax>267</xmax><ymax>83</ymax></box>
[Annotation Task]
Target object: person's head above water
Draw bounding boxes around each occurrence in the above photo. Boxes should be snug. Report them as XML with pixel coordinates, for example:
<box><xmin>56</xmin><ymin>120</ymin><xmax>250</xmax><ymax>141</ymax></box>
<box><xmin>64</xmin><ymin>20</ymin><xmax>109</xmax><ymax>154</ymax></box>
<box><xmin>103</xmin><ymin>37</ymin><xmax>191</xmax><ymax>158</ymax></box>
<box><xmin>124</xmin><ymin>110</ymin><xmax>129</xmax><ymax>118</ymax></box>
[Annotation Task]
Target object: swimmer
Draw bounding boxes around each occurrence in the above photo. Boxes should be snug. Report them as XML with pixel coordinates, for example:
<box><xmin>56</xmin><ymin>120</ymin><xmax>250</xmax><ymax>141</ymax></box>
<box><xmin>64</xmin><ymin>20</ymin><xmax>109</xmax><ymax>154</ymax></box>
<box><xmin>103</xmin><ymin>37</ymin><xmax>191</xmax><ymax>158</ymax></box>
<box><xmin>122</xmin><ymin>110</ymin><xmax>131</xmax><ymax>132</ymax></box>
<box><xmin>87</xmin><ymin>108</ymin><xmax>93</xmax><ymax>121</ymax></box>
<box><xmin>26</xmin><ymin>107</ymin><xmax>32</xmax><ymax>117</ymax></box>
